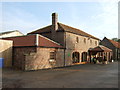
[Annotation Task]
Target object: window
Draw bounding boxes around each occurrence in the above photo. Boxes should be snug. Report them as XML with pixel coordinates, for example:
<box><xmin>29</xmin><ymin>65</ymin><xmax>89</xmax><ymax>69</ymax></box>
<box><xmin>84</xmin><ymin>38</ymin><xmax>86</xmax><ymax>43</ymax></box>
<box><xmin>76</xmin><ymin>37</ymin><xmax>79</xmax><ymax>43</ymax></box>
<box><xmin>90</xmin><ymin>40</ymin><xmax>92</xmax><ymax>44</ymax></box>
<box><xmin>95</xmin><ymin>41</ymin><xmax>97</xmax><ymax>45</ymax></box>
<box><xmin>50</xmin><ymin>52</ymin><xmax>56</xmax><ymax>59</ymax></box>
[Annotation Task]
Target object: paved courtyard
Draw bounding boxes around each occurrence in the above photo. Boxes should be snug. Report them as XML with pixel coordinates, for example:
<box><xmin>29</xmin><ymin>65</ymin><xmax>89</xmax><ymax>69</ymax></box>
<box><xmin>1</xmin><ymin>61</ymin><xmax>118</xmax><ymax>88</ymax></box>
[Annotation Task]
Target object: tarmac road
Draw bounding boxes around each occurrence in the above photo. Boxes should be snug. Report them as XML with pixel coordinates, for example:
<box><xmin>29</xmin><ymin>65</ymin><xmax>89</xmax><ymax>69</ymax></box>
<box><xmin>2</xmin><ymin>61</ymin><xmax>118</xmax><ymax>88</ymax></box>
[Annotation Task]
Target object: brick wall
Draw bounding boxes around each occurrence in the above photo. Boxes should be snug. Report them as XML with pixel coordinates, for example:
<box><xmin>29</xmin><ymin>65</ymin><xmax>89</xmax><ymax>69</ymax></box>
<box><xmin>13</xmin><ymin>46</ymin><xmax>64</xmax><ymax>70</ymax></box>
<box><xmin>13</xmin><ymin>47</ymin><xmax>37</xmax><ymax>70</ymax></box>
<box><xmin>55</xmin><ymin>48</ymin><xmax>64</xmax><ymax>67</ymax></box>
<box><xmin>25</xmin><ymin>48</ymin><xmax>54</xmax><ymax>70</ymax></box>
<box><xmin>25</xmin><ymin>47</ymin><xmax>64</xmax><ymax>70</ymax></box>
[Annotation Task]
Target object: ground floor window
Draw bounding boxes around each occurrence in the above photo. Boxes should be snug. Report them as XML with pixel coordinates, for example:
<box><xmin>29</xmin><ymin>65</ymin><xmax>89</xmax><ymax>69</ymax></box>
<box><xmin>50</xmin><ymin>52</ymin><xmax>56</xmax><ymax>59</ymax></box>
<box><xmin>72</xmin><ymin>52</ymin><xmax>80</xmax><ymax>63</ymax></box>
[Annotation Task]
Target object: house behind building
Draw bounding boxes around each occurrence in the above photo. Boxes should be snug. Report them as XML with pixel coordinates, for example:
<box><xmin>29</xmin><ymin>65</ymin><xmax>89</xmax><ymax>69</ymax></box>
<box><xmin>100</xmin><ymin>37</ymin><xmax>120</xmax><ymax>61</ymax></box>
<box><xmin>0</xmin><ymin>30</ymin><xmax>24</xmax><ymax>38</ymax></box>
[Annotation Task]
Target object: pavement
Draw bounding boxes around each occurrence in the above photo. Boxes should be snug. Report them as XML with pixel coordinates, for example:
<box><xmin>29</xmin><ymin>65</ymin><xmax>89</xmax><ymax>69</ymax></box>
<box><xmin>1</xmin><ymin>61</ymin><xmax>119</xmax><ymax>88</ymax></box>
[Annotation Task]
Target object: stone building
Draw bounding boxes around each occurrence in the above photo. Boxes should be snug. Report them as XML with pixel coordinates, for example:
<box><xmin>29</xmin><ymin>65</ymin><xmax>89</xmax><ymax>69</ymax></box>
<box><xmin>2</xmin><ymin>13</ymin><xmax>101</xmax><ymax>70</ymax></box>
<box><xmin>100</xmin><ymin>37</ymin><xmax>120</xmax><ymax>61</ymax></box>
<box><xmin>3</xmin><ymin>34</ymin><xmax>64</xmax><ymax>70</ymax></box>
<box><xmin>28</xmin><ymin>13</ymin><xmax>100</xmax><ymax>66</ymax></box>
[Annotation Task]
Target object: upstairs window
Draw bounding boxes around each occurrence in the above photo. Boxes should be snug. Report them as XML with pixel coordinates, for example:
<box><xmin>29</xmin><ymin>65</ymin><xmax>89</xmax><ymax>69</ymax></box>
<box><xmin>76</xmin><ymin>37</ymin><xmax>79</xmax><ymax>43</ymax></box>
<box><xmin>84</xmin><ymin>38</ymin><xmax>86</xmax><ymax>43</ymax></box>
<box><xmin>95</xmin><ymin>41</ymin><xmax>97</xmax><ymax>45</ymax></box>
<box><xmin>50</xmin><ymin>52</ymin><xmax>56</xmax><ymax>59</ymax></box>
<box><xmin>90</xmin><ymin>40</ymin><xmax>92</xmax><ymax>44</ymax></box>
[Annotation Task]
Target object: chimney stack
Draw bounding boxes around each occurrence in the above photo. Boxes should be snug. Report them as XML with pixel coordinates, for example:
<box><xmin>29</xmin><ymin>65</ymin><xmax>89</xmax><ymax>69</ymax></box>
<box><xmin>52</xmin><ymin>13</ymin><xmax>58</xmax><ymax>31</ymax></box>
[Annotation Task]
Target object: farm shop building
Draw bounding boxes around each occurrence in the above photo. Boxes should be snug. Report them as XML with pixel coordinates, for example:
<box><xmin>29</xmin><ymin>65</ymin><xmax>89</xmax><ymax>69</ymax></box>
<box><xmin>28</xmin><ymin>13</ymin><xmax>100</xmax><ymax>66</ymax></box>
<box><xmin>3</xmin><ymin>13</ymin><xmax>101</xmax><ymax>70</ymax></box>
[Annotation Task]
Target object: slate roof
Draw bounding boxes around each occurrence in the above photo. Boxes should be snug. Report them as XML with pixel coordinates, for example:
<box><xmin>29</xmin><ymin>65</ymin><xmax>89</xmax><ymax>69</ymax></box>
<box><xmin>89</xmin><ymin>45</ymin><xmax>112</xmax><ymax>52</ymax></box>
<box><xmin>2</xmin><ymin>34</ymin><xmax>63</xmax><ymax>48</ymax></box>
<box><xmin>108</xmin><ymin>39</ymin><xmax>120</xmax><ymax>49</ymax></box>
<box><xmin>28</xmin><ymin>22</ymin><xmax>99</xmax><ymax>40</ymax></box>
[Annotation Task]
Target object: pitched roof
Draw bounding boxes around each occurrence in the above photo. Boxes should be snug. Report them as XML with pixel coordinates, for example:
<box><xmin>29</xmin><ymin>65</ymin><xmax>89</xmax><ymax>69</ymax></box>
<box><xmin>107</xmin><ymin>38</ymin><xmax>120</xmax><ymax>48</ymax></box>
<box><xmin>2</xmin><ymin>34</ymin><xmax>63</xmax><ymax>48</ymax></box>
<box><xmin>28</xmin><ymin>22</ymin><xmax>99</xmax><ymax>40</ymax></box>
<box><xmin>0</xmin><ymin>30</ymin><xmax>23</xmax><ymax>36</ymax></box>
<box><xmin>89</xmin><ymin>45</ymin><xmax>112</xmax><ymax>52</ymax></box>
<box><xmin>59</xmin><ymin>23</ymin><xmax>99</xmax><ymax>40</ymax></box>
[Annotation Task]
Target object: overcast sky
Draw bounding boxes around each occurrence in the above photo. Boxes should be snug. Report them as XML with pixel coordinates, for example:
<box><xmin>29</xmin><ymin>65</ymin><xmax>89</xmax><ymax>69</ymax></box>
<box><xmin>1</xmin><ymin>0</ymin><xmax>119</xmax><ymax>40</ymax></box>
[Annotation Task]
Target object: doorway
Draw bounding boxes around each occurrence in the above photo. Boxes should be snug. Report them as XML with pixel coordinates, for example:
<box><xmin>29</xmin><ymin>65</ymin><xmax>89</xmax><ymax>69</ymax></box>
<box><xmin>81</xmin><ymin>52</ymin><xmax>87</xmax><ymax>62</ymax></box>
<box><xmin>72</xmin><ymin>52</ymin><xmax>80</xmax><ymax>63</ymax></box>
